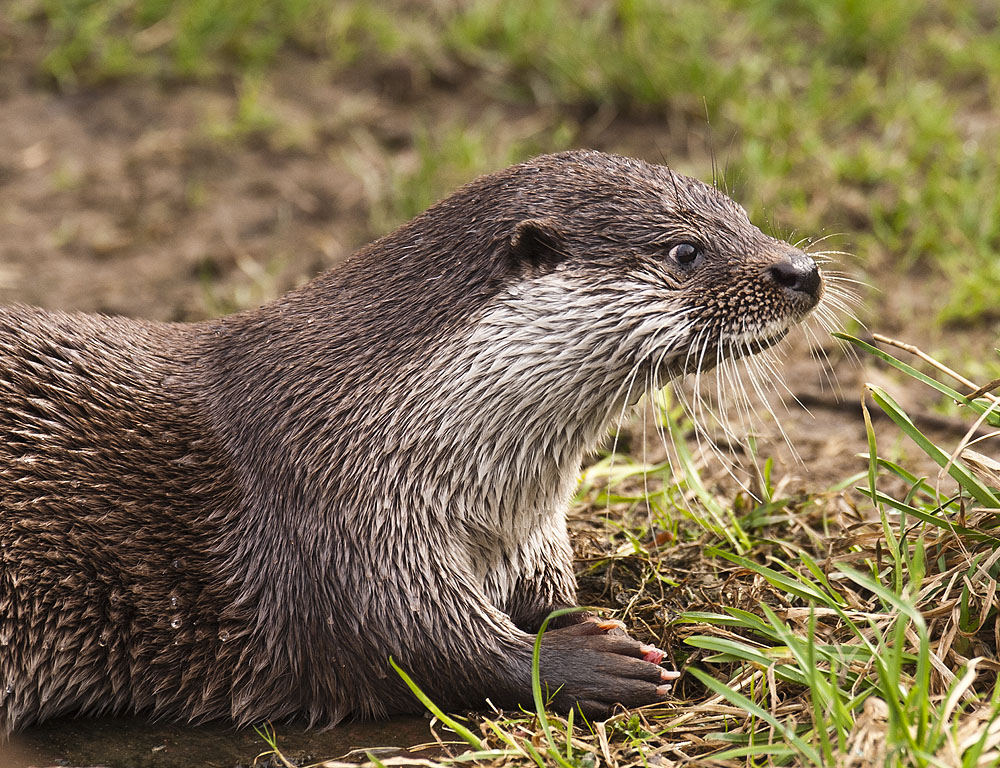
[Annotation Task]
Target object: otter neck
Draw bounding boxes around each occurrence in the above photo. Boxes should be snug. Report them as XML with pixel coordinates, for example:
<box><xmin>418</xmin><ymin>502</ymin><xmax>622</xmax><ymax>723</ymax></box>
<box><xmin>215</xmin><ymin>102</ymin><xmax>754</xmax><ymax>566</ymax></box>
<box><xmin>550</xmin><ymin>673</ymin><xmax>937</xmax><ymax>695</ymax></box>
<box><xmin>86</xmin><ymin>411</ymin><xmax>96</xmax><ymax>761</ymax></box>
<box><xmin>375</xmin><ymin>273</ymin><xmax>688</xmax><ymax>538</ymax></box>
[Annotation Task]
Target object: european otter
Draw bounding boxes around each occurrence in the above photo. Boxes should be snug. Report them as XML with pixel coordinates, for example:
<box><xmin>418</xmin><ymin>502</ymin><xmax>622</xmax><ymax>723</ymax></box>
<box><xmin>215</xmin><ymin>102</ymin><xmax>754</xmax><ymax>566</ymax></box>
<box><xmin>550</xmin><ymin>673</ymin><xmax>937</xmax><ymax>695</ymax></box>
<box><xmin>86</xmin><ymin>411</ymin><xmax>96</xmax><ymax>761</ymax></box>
<box><xmin>0</xmin><ymin>150</ymin><xmax>823</xmax><ymax>734</ymax></box>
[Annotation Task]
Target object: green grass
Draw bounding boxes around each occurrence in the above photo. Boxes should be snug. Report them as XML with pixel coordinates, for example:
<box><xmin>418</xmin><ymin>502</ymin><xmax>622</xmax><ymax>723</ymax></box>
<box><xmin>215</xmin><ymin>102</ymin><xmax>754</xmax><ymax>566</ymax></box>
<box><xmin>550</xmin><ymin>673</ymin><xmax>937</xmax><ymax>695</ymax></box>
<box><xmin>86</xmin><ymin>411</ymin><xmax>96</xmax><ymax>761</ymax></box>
<box><xmin>343</xmin><ymin>117</ymin><xmax>577</xmax><ymax>236</ymax></box>
<box><xmin>25</xmin><ymin>0</ymin><xmax>327</xmax><ymax>83</ymax></box>
<box><xmin>669</xmin><ymin>336</ymin><xmax>1000</xmax><ymax>765</ymax></box>
<box><xmin>685</xmin><ymin>336</ymin><xmax>1000</xmax><ymax>765</ymax></box>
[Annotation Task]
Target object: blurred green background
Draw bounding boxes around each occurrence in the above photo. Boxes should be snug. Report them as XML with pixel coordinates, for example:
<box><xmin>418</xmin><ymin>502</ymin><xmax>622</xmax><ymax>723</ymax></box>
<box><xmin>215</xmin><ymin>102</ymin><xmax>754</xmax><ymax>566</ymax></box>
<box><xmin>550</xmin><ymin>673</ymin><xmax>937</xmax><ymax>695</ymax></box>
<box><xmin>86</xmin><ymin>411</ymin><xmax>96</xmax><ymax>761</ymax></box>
<box><xmin>6</xmin><ymin>0</ymin><xmax>999</xmax><ymax>327</ymax></box>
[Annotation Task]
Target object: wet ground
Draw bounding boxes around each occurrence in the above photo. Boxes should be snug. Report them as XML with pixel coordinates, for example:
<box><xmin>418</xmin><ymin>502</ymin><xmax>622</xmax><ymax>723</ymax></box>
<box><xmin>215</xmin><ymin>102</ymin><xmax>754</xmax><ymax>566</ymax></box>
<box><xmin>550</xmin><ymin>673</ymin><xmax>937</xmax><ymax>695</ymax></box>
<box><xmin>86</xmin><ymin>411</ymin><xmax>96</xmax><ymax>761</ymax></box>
<box><xmin>4</xmin><ymin>715</ymin><xmax>437</xmax><ymax>767</ymax></box>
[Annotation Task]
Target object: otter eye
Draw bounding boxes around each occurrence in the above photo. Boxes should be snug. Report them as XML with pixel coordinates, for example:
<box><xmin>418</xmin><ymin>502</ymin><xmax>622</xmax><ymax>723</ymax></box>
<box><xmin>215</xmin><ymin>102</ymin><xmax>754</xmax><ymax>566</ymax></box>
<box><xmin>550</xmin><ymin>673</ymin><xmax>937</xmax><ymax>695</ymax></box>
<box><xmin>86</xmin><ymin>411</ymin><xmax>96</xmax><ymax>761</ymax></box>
<box><xmin>668</xmin><ymin>242</ymin><xmax>702</xmax><ymax>266</ymax></box>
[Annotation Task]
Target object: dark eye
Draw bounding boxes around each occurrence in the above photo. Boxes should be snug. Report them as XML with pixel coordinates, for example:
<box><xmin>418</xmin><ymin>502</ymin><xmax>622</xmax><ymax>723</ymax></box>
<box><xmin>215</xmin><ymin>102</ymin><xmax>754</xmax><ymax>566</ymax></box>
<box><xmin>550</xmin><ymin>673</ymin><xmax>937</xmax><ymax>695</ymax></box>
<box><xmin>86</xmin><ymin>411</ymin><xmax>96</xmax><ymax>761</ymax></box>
<box><xmin>668</xmin><ymin>242</ymin><xmax>702</xmax><ymax>266</ymax></box>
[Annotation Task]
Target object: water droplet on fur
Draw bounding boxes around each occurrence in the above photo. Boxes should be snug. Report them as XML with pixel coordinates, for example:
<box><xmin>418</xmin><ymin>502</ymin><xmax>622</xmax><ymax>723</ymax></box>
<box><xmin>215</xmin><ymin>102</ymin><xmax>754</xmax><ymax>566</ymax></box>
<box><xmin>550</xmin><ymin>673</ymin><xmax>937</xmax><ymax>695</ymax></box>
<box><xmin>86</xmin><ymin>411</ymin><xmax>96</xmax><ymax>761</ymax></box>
<box><xmin>97</xmin><ymin>634</ymin><xmax>108</xmax><ymax>647</ymax></box>
<box><xmin>171</xmin><ymin>559</ymin><xmax>183</xmax><ymax>571</ymax></box>
<box><xmin>170</xmin><ymin>596</ymin><xmax>178</xmax><ymax>607</ymax></box>
<box><xmin>4</xmin><ymin>684</ymin><xmax>12</xmax><ymax>695</ymax></box>
<box><xmin>218</xmin><ymin>630</ymin><xmax>230</xmax><ymax>642</ymax></box>
<box><xmin>170</xmin><ymin>618</ymin><xmax>181</xmax><ymax>629</ymax></box>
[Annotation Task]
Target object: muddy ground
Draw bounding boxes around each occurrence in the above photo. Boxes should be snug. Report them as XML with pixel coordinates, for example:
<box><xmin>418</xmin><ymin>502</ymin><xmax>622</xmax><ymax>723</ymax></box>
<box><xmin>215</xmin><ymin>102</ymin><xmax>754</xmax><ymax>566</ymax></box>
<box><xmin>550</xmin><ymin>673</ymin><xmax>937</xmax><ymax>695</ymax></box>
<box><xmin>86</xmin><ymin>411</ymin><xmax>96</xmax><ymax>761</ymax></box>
<box><xmin>0</xmin><ymin>19</ymin><xmax>993</xmax><ymax>768</ymax></box>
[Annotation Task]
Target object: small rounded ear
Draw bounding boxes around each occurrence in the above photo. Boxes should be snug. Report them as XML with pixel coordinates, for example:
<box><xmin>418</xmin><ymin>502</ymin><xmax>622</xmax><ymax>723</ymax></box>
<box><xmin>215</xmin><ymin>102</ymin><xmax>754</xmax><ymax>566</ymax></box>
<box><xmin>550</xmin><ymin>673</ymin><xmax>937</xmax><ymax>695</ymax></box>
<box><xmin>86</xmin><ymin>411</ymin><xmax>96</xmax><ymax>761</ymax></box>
<box><xmin>509</xmin><ymin>218</ymin><xmax>567</xmax><ymax>273</ymax></box>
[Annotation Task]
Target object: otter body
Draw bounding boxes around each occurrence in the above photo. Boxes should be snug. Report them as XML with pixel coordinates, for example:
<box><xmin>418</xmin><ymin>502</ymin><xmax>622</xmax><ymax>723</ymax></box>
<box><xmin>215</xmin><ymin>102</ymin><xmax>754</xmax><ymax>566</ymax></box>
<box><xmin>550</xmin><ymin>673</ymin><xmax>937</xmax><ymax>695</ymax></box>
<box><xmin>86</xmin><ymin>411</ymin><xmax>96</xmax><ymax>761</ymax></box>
<box><xmin>0</xmin><ymin>151</ymin><xmax>822</xmax><ymax>733</ymax></box>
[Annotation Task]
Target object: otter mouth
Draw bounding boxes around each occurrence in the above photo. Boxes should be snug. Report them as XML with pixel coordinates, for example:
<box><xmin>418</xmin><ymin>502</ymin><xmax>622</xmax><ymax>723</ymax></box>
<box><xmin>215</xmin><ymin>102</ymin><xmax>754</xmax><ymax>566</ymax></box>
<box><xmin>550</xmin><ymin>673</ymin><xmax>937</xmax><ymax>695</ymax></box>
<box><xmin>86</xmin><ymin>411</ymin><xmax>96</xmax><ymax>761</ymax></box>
<box><xmin>730</xmin><ymin>327</ymin><xmax>790</xmax><ymax>358</ymax></box>
<box><xmin>659</xmin><ymin>327</ymin><xmax>790</xmax><ymax>379</ymax></box>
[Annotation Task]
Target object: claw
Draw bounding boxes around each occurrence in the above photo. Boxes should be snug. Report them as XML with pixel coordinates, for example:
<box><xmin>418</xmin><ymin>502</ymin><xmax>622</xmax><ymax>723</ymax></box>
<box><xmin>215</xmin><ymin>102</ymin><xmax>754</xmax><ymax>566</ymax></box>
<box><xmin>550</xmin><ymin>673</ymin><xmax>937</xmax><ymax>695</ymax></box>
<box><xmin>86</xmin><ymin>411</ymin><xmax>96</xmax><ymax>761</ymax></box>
<box><xmin>639</xmin><ymin>643</ymin><xmax>666</xmax><ymax>664</ymax></box>
<box><xmin>594</xmin><ymin>618</ymin><xmax>627</xmax><ymax>632</ymax></box>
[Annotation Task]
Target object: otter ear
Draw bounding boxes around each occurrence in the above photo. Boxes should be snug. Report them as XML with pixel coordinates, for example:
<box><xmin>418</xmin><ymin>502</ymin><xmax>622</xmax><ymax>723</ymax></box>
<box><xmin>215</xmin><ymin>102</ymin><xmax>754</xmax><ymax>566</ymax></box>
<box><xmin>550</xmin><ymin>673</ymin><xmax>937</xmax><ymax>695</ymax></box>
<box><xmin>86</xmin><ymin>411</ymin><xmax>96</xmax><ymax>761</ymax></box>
<box><xmin>509</xmin><ymin>218</ymin><xmax>567</xmax><ymax>273</ymax></box>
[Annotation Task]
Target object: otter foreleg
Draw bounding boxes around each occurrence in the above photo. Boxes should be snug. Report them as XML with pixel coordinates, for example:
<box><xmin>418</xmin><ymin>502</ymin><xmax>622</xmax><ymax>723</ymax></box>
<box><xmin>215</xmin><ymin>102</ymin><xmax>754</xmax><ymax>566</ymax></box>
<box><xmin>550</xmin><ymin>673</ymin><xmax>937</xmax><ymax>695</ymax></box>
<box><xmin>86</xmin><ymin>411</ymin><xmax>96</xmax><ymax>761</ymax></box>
<box><xmin>504</xmin><ymin>521</ymin><xmax>582</xmax><ymax>632</ymax></box>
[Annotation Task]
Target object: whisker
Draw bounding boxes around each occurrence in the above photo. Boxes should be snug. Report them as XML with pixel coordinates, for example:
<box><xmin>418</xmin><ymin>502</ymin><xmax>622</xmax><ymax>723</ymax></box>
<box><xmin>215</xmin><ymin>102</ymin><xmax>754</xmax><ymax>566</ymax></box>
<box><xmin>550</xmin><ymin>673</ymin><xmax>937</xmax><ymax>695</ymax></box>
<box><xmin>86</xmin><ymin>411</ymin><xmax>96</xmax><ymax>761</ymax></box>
<box><xmin>605</xmin><ymin>355</ymin><xmax>647</xmax><ymax>514</ymax></box>
<box><xmin>621</xmin><ymin>244</ymin><xmax>859</xmax><ymax>511</ymax></box>
<box><xmin>800</xmin><ymin>232</ymin><xmax>846</xmax><ymax>250</ymax></box>
<box><xmin>802</xmin><ymin>322</ymin><xmax>840</xmax><ymax>392</ymax></box>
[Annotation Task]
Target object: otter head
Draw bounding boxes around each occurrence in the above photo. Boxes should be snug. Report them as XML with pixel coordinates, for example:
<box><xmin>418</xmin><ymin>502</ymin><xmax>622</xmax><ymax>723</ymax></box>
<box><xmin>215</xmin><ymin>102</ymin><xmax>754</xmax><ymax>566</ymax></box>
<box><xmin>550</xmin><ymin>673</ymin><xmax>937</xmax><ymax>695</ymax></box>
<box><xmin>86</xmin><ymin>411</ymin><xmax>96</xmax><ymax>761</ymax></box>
<box><xmin>495</xmin><ymin>150</ymin><xmax>825</xmax><ymax>385</ymax></box>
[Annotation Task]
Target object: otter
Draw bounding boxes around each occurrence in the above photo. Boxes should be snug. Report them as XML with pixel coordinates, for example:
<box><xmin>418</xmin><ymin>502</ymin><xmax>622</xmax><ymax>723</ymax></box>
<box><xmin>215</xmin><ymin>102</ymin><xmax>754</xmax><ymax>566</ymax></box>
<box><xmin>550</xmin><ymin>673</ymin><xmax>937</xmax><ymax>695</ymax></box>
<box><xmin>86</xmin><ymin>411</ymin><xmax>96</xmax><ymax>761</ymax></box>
<box><xmin>0</xmin><ymin>150</ymin><xmax>822</xmax><ymax>734</ymax></box>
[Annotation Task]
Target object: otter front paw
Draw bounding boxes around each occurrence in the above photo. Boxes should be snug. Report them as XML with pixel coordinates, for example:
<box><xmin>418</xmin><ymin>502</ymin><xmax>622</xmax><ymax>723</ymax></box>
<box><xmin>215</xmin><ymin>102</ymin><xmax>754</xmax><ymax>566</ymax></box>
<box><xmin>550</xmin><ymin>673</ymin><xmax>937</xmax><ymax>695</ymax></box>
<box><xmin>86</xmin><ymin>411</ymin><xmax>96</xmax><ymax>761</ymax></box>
<box><xmin>535</xmin><ymin>621</ymin><xmax>679</xmax><ymax>720</ymax></box>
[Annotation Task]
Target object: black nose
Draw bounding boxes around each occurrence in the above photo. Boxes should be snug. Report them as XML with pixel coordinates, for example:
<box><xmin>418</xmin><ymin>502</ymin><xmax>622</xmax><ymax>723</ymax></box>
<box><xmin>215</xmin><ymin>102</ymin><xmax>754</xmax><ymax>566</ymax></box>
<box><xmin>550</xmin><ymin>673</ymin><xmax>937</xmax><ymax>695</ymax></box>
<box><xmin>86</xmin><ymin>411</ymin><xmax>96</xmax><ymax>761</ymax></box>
<box><xmin>768</xmin><ymin>252</ymin><xmax>821</xmax><ymax>302</ymax></box>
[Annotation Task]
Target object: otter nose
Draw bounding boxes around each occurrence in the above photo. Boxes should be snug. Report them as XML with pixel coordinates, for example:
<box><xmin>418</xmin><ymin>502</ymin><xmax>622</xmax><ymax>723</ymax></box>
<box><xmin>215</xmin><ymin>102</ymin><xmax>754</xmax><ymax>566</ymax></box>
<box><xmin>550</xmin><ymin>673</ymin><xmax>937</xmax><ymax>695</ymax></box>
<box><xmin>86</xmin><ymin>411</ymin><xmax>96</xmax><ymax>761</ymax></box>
<box><xmin>768</xmin><ymin>252</ymin><xmax>821</xmax><ymax>302</ymax></box>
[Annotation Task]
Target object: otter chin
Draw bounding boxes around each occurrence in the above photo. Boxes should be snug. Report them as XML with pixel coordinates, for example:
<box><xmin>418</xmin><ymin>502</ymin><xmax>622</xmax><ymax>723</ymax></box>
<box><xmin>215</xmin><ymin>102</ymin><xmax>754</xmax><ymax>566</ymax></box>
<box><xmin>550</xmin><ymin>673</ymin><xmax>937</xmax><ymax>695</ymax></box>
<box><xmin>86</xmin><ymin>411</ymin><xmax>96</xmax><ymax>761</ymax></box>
<box><xmin>0</xmin><ymin>150</ymin><xmax>823</xmax><ymax>735</ymax></box>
